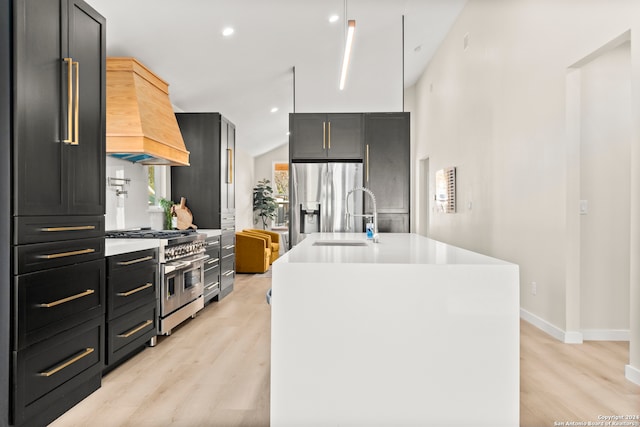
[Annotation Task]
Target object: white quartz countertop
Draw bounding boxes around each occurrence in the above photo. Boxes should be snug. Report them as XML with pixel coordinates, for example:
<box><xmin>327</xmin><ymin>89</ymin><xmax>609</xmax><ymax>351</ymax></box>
<box><xmin>105</xmin><ymin>239</ymin><xmax>160</xmax><ymax>256</ymax></box>
<box><xmin>277</xmin><ymin>232</ymin><xmax>513</xmax><ymax>265</ymax></box>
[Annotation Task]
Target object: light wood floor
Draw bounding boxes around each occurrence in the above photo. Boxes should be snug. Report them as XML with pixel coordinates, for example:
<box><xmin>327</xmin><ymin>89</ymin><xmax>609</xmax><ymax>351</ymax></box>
<box><xmin>50</xmin><ymin>273</ymin><xmax>639</xmax><ymax>427</ymax></box>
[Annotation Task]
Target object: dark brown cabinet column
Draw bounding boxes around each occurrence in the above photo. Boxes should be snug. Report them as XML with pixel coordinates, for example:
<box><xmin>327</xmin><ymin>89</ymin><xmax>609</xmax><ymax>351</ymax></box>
<box><xmin>3</xmin><ymin>0</ymin><xmax>107</xmax><ymax>425</ymax></box>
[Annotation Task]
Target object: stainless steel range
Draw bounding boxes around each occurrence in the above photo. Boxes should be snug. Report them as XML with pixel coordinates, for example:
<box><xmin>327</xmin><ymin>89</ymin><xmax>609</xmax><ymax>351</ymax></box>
<box><xmin>106</xmin><ymin>229</ymin><xmax>208</xmax><ymax>336</ymax></box>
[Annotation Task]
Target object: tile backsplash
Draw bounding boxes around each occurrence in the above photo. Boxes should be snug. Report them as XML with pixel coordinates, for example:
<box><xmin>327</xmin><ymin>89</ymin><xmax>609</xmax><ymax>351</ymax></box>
<box><xmin>105</xmin><ymin>156</ymin><xmax>164</xmax><ymax>230</ymax></box>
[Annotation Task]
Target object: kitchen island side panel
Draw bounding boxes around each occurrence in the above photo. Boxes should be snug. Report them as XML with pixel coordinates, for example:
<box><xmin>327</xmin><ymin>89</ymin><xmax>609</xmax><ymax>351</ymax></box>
<box><xmin>271</xmin><ymin>235</ymin><xmax>519</xmax><ymax>427</ymax></box>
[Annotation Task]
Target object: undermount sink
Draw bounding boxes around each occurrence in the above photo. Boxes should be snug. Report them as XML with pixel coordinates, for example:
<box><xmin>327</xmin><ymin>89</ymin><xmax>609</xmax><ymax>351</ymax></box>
<box><xmin>312</xmin><ymin>239</ymin><xmax>369</xmax><ymax>247</ymax></box>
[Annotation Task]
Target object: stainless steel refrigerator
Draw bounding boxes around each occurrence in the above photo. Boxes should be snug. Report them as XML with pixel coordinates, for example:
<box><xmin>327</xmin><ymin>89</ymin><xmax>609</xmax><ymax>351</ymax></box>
<box><xmin>290</xmin><ymin>162</ymin><xmax>363</xmax><ymax>247</ymax></box>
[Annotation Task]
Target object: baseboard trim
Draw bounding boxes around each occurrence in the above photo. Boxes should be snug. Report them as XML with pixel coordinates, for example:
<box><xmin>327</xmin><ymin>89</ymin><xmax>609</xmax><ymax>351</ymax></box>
<box><xmin>625</xmin><ymin>364</ymin><xmax>640</xmax><ymax>386</ymax></box>
<box><xmin>520</xmin><ymin>308</ymin><xmax>583</xmax><ymax>343</ymax></box>
<box><xmin>581</xmin><ymin>329</ymin><xmax>630</xmax><ymax>341</ymax></box>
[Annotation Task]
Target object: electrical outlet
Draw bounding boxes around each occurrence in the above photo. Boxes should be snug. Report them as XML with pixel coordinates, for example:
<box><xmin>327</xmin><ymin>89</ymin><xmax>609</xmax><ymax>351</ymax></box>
<box><xmin>531</xmin><ymin>282</ymin><xmax>537</xmax><ymax>296</ymax></box>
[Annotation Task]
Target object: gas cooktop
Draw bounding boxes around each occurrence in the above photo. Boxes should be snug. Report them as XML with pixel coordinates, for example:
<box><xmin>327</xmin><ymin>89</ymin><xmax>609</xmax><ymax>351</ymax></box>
<box><xmin>106</xmin><ymin>229</ymin><xmax>198</xmax><ymax>239</ymax></box>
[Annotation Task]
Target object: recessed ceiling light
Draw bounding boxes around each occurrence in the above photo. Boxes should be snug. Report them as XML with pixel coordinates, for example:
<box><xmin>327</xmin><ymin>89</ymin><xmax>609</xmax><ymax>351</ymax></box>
<box><xmin>270</xmin><ymin>107</ymin><xmax>278</xmax><ymax>113</ymax></box>
<box><xmin>222</xmin><ymin>27</ymin><xmax>234</xmax><ymax>37</ymax></box>
<box><xmin>329</xmin><ymin>15</ymin><xmax>339</xmax><ymax>23</ymax></box>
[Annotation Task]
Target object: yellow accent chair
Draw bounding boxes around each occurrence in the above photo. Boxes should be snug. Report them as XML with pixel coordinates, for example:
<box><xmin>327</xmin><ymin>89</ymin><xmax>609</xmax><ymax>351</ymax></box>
<box><xmin>235</xmin><ymin>232</ymin><xmax>271</xmax><ymax>274</ymax></box>
<box><xmin>243</xmin><ymin>229</ymin><xmax>280</xmax><ymax>264</ymax></box>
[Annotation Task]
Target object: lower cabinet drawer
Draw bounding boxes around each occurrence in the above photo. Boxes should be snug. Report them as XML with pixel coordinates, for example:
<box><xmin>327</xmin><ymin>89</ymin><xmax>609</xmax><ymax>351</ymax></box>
<box><xmin>106</xmin><ymin>303</ymin><xmax>156</xmax><ymax>366</ymax></box>
<box><xmin>107</xmin><ymin>262</ymin><xmax>157</xmax><ymax>320</ymax></box>
<box><xmin>220</xmin><ymin>256</ymin><xmax>235</xmax><ymax>292</ymax></box>
<box><xmin>13</xmin><ymin>316</ymin><xmax>104</xmax><ymax>423</ymax></box>
<box><xmin>15</xmin><ymin>259</ymin><xmax>105</xmax><ymax>350</ymax></box>
<box><xmin>15</xmin><ymin>237</ymin><xmax>105</xmax><ymax>274</ymax></box>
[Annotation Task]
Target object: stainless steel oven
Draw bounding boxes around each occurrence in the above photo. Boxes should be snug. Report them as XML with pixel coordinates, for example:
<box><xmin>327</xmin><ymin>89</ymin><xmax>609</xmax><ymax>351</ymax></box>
<box><xmin>161</xmin><ymin>253</ymin><xmax>208</xmax><ymax>326</ymax></box>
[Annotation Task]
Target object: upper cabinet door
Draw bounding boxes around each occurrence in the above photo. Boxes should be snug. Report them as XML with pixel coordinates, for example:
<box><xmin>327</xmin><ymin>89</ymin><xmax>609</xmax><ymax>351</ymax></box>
<box><xmin>290</xmin><ymin>113</ymin><xmax>364</xmax><ymax>161</ymax></box>
<box><xmin>14</xmin><ymin>0</ymin><xmax>105</xmax><ymax>216</ymax></box>
<box><xmin>364</xmin><ymin>113</ymin><xmax>410</xmax><ymax>214</ymax></box>
<box><xmin>290</xmin><ymin>113</ymin><xmax>327</xmax><ymax>160</ymax></box>
<box><xmin>66</xmin><ymin>0</ymin><xmax>106</xmax><ymax>215</ymax></box>
<box><xmin>325</xmin><ymin>114</ymin><xmax>363</xmax><ymax>160</ymax></box>
<box><xmin>225</xmin><ymin>120</ymin><xmax>236</xmax><ymax>211</ymax></box>
<box><xmin>14</xmin><ymin>0</ymin><xmax>66</xmax><ymax>215</ymax></box>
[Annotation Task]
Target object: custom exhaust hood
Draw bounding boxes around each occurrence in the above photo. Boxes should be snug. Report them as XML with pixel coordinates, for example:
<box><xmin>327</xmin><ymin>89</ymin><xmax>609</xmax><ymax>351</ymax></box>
<box><xmin>106</xmin><ymin>57</ymin><xmax>190</xmax><ymax>166</ymax></box>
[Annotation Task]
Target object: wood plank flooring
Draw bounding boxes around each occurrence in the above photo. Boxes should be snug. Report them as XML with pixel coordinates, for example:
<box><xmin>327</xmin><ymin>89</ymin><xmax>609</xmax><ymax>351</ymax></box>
<box><xmin>50</xmin><ymin>273</ymin><xmax>639</xmax><ymax>426</ymax></box>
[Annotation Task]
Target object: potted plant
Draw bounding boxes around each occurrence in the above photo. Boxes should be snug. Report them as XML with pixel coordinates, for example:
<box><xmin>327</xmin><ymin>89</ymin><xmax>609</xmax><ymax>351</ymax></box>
<box><xmin>253</xmin><ymin>179</ymin><xmax>278</xmax><ymax>229</ymax></box>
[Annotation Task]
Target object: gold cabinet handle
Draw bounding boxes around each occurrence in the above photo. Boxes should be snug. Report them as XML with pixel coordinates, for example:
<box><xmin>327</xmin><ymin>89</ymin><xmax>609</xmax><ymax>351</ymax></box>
<box><xmin>328</xmin><ymin>121</ymin><xmax>331</xmax><ymax>149</ymax></box>
<box><xmin>38</xmin><ymin>347</ymin><xmax>94</xmax><ymax>377</ymax></box>
<box><xmin>117</xmin><ymin>320</ymin><xmax>153</xmax><ymax>338</ymax></box>
<box><xmin>38</xmin><ymin>289</ymin><xmax>95</xmax><ymax>308</ymax></box>
<box><xmin>366</xmin><ymin>144</ymin><xmax>370</xmax><ymax>183</ymax></box>
<box><xmin>38</xmin><ymin>248</ymin><xmax>95</xmax><ymax>259</ymax></box>
<box><xmin>72</xmin><ymin>60</ymin><xmax>79</xmax><ymax>145</ymax></box>
<box><xmin>322</xmin><ymin>121</ymin><xmax>326</xmax><ymax>149</ymax></box>
<box><xmin>63</xmin><ymin>58</ymin><xmax>73</xmax><ymax>144</ymax></box>
<box><xmin>227</xmin><ymin>148</ymin><xmax>233</xmax><ymax>184</ymax></box>
<box><xmin>62</xmin><ymin>58</ymin><xmax>79</xmax><ymax>145</ymax></box>
<box><xmin>39</xmin><ymin>225</ymin><xmax>96</xmax><ymax>232</ymax></box>
<box><xmin>117</xmin><ymin>256</ymin><xmax>153</xmax><ymax>266</ymax></box>
<box><xmin>206</xmin><ymin>281</ymin><xmax>220</xmax><ymax>291</ymax></box>
<box><xmin>117</xmin><ymin>283</ymin><xmax>153</xmax><ymax>297</ymax></box>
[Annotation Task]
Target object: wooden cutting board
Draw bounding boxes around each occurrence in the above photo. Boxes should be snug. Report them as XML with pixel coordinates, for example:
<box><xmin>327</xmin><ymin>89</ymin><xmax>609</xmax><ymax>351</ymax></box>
<box><xmin>174</xmin><ymin>197</ymin><xmax>197</xmax><ymax>230</ymax></box>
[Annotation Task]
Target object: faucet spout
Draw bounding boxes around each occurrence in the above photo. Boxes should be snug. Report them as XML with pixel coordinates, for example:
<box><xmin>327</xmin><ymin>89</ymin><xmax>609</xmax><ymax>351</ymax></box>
<box><xmin>345</xmin><ymin>187</ymin><xmax>379</xmax><ymax>243</ymax></box>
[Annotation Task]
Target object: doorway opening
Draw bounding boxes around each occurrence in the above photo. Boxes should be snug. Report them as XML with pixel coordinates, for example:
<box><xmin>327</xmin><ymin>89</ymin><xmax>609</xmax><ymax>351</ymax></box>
<box><xmin>566</xmin><ymin>31</ymin><xmax>632</xmax><ymax>345</ymax></box>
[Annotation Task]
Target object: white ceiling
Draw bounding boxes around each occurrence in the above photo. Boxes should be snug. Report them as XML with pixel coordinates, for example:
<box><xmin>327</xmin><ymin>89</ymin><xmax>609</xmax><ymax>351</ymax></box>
<box><xmin>86</xmin><ymin>0</ymin><xmax>466</xmax><ymax>156</ymax></box>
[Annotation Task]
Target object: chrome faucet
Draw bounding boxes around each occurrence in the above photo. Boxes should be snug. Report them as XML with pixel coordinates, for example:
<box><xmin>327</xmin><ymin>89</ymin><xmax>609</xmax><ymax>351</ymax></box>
<box><xmin>345</xmin><ymin>187</ymin><xmax>379</xmax><ymax>243</ymax></box>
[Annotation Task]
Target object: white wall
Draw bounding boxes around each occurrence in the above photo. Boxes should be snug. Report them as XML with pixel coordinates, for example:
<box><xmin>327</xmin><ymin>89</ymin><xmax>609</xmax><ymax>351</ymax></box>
<box><xmin>235</xmin><ymin>146</ymin><xmax>255</xmax><ymax>231</ymax></box>
<box><xmin>411</xmin><ymin>0</ymin><xmax>640</xmax><ymax>381</ymax></box>
<box><xmin>105</xmin><ymin>157</ymin><xmax>161</xmax><ymax>230</ymax></box>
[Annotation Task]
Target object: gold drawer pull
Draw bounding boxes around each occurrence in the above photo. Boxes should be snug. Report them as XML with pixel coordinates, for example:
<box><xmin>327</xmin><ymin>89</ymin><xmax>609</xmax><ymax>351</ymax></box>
<box><xmin>206</xmin><ymin>281</ymin><xmax>220</xmax><ymax>291</ymax></box>
<box><xmin>38</xmin><ymin>248</ymin><xmax>95</xmax><ymax>259</ymax></box>
<box><xmin>117</xmin><ymin>283</ymin><xmax>153</xmax><ymax>297</ymax></box>
<box><xmin>117</xmin><ymin>320</ymin><xmax>153</xmax><ymax>338</ymax></box>
<box><xmin>38</xmin><ymin>347</ymin><xmax>94</xmax><ymax>377</ymax></box>
<box><xmin>38</xmin><ymin>289</ymin><xmax>95</xmax><ymax>308</ymax></box>
<box><xmin>223</xmin><ymin>270</ymin><xmax>234</xmax><ymax>277</ymax></box>
<box><xmin>39</xmin><ymin>225</ymin><xmax>96</xmax><ymax>232</ymax></box>
<box><xmin>117</xmin><ymin>256</ymin><xmax>153</xmax><ymax>266</ymax></box>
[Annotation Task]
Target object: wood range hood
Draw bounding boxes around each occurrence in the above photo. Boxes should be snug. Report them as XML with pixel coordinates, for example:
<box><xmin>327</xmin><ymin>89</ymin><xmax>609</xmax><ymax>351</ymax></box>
<box><xmin>106</xmin><ymin>57</ymin><xmax>190</xmax><ymax>166</ymax></box>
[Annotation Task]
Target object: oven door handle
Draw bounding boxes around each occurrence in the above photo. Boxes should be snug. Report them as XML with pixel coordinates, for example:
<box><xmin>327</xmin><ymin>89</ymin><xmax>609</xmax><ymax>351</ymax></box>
<box><xmin>183</xmin><ymin>254</ymin><xmax>210</xmax><ymax>266</ymax></box>
<box><xmin>164</xmin><ymin>261</ymin><xmax>189</xmax><ymax>274</ymax></box>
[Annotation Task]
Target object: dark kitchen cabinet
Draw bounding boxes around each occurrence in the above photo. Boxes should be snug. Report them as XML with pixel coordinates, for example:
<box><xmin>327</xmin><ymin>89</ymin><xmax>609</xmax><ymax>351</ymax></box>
<box><xmin>172</xmin><ymin>113</ymin><xmax>235</xmax><ymax>300</ymax></box>
<box><xmin>364</xmin><ymin>113</ymin><xmax>410</xmax><ymax>232</ymax></box>
<box><xmin>1</xmin><ymin>0</ymin><xmax>107</xmax><ymax>425</ymax></box>
<box><xmin>106</xmin><ymin>249</ymin><xmax>158</xmax><ymax>368</ymax></box>
<box><xmin>290</xmin><ymin>113</ymin><xmax>364</xmax><ymax>160</ymax></box>
<box><xmin>172</xmin><ymin>113</ymin><xmax>236</xmax><ymax>228</ymax></box>
<box><xmin>14</xmin><ymin>0</ymin><xmax>106</xmax><ymax>217</ymax></box>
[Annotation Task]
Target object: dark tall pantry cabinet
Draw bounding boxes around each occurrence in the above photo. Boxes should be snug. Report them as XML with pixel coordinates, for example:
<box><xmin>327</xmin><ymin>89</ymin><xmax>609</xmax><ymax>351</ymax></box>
<box><xmin>171</xmin><ymin>113</ymin><xmax>236</xmax><ymax>300</ymax></box>
<box><xmin>1</xmin><ymin>0</ymin><xmax>107</xmax><ymax>425</ymax></box>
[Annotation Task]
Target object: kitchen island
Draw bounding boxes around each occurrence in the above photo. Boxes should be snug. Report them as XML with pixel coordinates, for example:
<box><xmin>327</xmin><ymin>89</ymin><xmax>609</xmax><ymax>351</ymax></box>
<box><xmin>271</xmin><ymin>233</ymin><xmax>519</xmax><ymax>427</ymax></box>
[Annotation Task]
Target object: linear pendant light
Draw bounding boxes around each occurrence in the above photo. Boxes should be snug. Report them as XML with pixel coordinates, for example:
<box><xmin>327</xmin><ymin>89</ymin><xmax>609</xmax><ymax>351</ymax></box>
<box><xmin>339</xmin><ymin>19</ymin><xmax>356</xmax><ymax>90</ymax></box>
